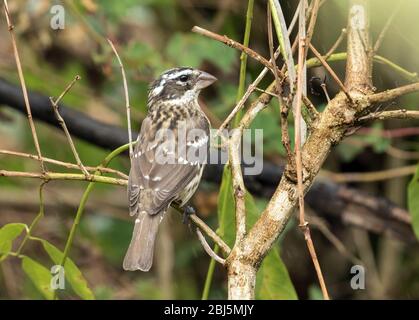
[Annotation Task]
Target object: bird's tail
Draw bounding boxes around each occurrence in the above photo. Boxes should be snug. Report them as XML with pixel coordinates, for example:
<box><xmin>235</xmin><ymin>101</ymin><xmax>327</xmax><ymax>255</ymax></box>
<box><xmin>123</xmin><ymin>210</ymin><xmax>164</xmax><ymax>271</ymax></box>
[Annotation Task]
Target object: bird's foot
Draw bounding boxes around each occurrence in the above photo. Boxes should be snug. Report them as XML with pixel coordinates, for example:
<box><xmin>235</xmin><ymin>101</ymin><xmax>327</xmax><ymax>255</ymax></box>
<box><xmin>182</xmin><ymin>205</ymin><xmax>196</xmax><ymax>225</ymax></box>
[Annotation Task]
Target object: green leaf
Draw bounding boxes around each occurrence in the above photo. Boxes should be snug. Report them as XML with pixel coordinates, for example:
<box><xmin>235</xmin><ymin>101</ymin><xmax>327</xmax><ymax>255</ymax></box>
<box><xmin>408</xmin><ymin>164</ymin><xmax>419</xmax><ymax>239</ymax></box>
<box><xmin>217</xmin><ymin>166</ymin><xmax>236</xmax><ymax>247</ymax></box>
<box><xmin>40</xmin><ymin>240</ymin><xmax>95</xmax><ymax>300</ymax></box>
<box><xmin>217</xmin><ymin>165</ymin><xmax>264</xmax><ymax>246</ymax></box>
<box><xmin>21</xmin><ymin>256</ymin><xmax>54</xmax><ymax>300</ymax></box>
<box><xmin>0</xmin><ymin>223</ymin><xmax>26</xmax><ymax>254</ymax></box>
<box><xmin>256</xmin><ymin>247</ymin><xmax>298</xmax><ymax>300</ymax></box>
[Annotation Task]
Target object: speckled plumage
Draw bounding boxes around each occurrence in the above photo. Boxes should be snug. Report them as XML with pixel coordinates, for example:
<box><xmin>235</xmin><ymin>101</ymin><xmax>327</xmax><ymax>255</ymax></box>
<box><xmin>123</xmin><ymin>67</ymin><xmax>215</xmax><ymax>271</ymax></box>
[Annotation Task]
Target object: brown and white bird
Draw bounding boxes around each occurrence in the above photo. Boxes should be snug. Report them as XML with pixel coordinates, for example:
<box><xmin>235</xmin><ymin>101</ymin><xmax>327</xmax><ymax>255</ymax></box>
<box><xmin>123</xmin><ymin>67</ymin><xmax>217</xmax><ymax>271</ymax></box>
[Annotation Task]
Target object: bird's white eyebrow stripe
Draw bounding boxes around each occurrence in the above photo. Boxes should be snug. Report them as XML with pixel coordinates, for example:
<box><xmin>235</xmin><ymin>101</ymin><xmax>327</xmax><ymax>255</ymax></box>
<box><xmin>163</xmin><ymin>69</ymin><xmax>193</xmax><ymax>80</ymax></box>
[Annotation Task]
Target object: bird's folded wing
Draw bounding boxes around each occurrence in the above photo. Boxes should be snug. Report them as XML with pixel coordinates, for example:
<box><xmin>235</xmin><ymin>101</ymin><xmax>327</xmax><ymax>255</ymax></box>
<box><xmin>128</xmin><ymin>115</ymin><xmax>209</xmax><ymax>216</ymax></box>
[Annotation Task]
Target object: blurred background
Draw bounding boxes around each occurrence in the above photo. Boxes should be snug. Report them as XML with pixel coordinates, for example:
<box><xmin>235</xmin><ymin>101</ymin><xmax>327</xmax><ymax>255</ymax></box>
<box><xmin>1</xmin><ymin>0</ymin><xmax>419</xmax><ymax>299</ymax></box>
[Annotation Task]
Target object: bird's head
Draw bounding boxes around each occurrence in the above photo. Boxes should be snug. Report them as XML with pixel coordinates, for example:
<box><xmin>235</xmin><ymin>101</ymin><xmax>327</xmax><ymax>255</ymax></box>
<box><xmin>148</xmin><ymin>67</ymin><xmax>217</xmax><ymax>105</ymax></box>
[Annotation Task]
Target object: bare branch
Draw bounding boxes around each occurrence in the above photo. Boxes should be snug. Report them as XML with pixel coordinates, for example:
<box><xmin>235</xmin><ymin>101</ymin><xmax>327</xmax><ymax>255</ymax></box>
<box><xmin>190</xmin><ymin>215</ymin><xmax>230</xmax><ymax>256</ymax></box>
<box><xmin>214</xmin><ymin>1</ymin><xmax>303</xmax><ymax>135</ymax></box>
<box><xmin>308</xmin><ymin>215</ymin><xmax>362</xmax><ymax>266</ymax></box>
<box><xmin>228</xmin><ymin>85</ymin><xmax>276</xmax><ymax>247</ymax></box>
<box><xmin>269</xmin><ymin>0</ymin><xmax>297</xmax><ymax>84</ymax></box>
<box><xmin>321</xmin><ymin>83</ymin><xmax>331</xmax><ymax>102</ymax></box>
<box><xmin>0</xmin><ymin>149</ymin><xmax>128</xmax><ymax>179</ymax></box>
<box><xmin>50</xmin><ymin>76</ymin><xmax>91</xmax><ymax>178</ymax></box>
<box><xmin>107</xmin><ymin>39</ymin><xmax>134</xmax><ymax>158</ymax></box>
<box><xmin>295</xmin><ymin>0</ymin><xmax>330</xmax><ymax>300</ymax></box>
<box><xmin>325</xmin><ymin>28</ymin><xmax>347</xmax><ymax>59</ymax></box>
<box><xmin>305</xmin><ymin>0</ymin><xmax>321</xmax><ymax>48</ymax></box>
<box><xmin>368</xmin><ymin>83</ymin><xmax>419</xmax><ymax>104</ymax></box>
<box><xmin>359</xmin><ymin>109</ymin><xmax>419</xmax><ymax>122</ymax></box>
<box><xmin>267</xmin><ymin>2</ymin><xmax>293</xmax><ymax>161</ymax></box>
<box><xmin>196</xmin><ymin>229</ymin><xmax>226</xmax><ymax>265</ymax></box>
<box><xmin>373</xmin><ymin>1</ymin><xmax>402</xmax><ymax>53</ymax></box>
<box><xmin>192</xmin><ymin>26</ymin><xmax>279</xmax><ymax>78</ymax></box>
<box><xmin>3</xmin><ymin>0</ymin><xmax>45</xmax><ymax>173</ymax></box>
<box><xmin>345</xmin><ymin>0</ymin><xmax>373</xmax><ymax>93</ymax></box>
<box><xmin>1</xmin><ymin>166</ymin><xmax>230</xmax><ymax>256</ymax></box>
<box><xmin>0</xmin><ymin>169</ymin><xmax>127</xmax><ymax>185</ymax></box>
<box><xmin>309</xmin><ymin>43</ymin><xmax>352</xmax><ymax>102</ymax></box>
<box><xmin>324</xmin><ymin>165</ymin><xmax>417</xmax><ymax>183</ymax></box>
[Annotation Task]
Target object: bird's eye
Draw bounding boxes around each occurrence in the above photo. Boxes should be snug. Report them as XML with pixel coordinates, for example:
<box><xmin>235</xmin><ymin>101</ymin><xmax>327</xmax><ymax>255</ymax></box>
<box><xmin>179</xmin><ymin>75</ymin><xmax>189</xmax><ymax>82</ymax></box>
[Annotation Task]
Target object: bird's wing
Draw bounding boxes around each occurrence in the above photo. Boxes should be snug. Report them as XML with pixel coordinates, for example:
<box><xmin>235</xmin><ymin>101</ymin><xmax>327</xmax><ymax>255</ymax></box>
<box><xmin>128</xmin><ymin>115</ymin><xmax>209</xmax><ymax>216</ymax></box>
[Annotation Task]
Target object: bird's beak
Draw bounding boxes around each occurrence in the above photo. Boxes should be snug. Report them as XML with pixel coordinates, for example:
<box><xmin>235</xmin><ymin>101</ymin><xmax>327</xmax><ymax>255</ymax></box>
<box><xmin>196</xmin><ymin>71</ymin><xmax>217</xmax><ymax>90</ymax></box>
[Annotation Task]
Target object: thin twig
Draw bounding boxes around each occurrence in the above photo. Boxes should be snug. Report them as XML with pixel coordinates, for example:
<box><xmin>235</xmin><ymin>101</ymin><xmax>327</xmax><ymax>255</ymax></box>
<box><xmin>107</xmin><ymin>39</ymin><xmax>134</xmax><ymax>158</ymax></box>
<box><xmin>373</xmin><ymin>1</ymin><xmax>402</xmax><ymax>53</ymax></box>
<box><xmin>228</xmin><ymin>0</ymin><xmax>256</xmax><ymax>246</ymax></box>
<box><xmin>235</xmin><ymin>0</ymin><xmax>254</xmax><ymax>109</ymax></box>
<box><xmin>3</xmin><ymin>0</ymin><xmax>45</xmax><ymax>173</ymax></box>
<box><xmin>325</xmin><ymin>28</ymin><xmax>347</xmax><ymax>59</ymax></box>
<box><xmin>386</xmin><ymin>145</ymin><xmax>419</xmax><ymax>161</ymax></box>
<box><xmin>309</xmin><ymin>43</ymin><xmax>352</xmax><ymax>102</ymax></box>
<box><xmin>302</xmin><ymin>95</ymin><xmax>319</xmax><ymax>120</ymax></box>
<box><xmin>0</xmin><ymin>169</ymin><xmax>127</xmax><ymax>185</ymax></box>
<box><xmin>308</xmin><ymin>215</ymin><xmax>362</xmax><ymax>266</ymax></box>
<box><xmin>191</xmin><ymin>24</ymin><xmax>295</xmax><ymax>141</ymax></box>
<box><xmin>305</xmin><ymin>52</ymin><xmax>419</xmax><ymax>83</ymax></box>
<box><xmin>171</xmin><ymin>204</ymin><xmax>232</xmax><ymax>255</ymax></box>
<box><xmin>320</xmin><ymin>83</ymin><xmax>331</xmax><ymax>103</ymax></box>
<box><xmin>269</xmin><ymin>0</ymin><xmax>308</xmax><ymax>143</ymax></box>
<box><xmin>254</xmin><ymin>87</ymin><xmax>279</xmax><ymax>97</ymax></box>
<box><xmin>269</xmin><ymin>0</ymin><xmax>297</xmax><ymax>84</ymax></box>
<box><xmin>305</xmin><ymin>0</ymin><xmax>321</xmax><ymax>50</ymax></box>
<box><xmin>53</xmin><ymin>75</ymin><xmax>80</xmax><ymax>105</ymax></box>
<box><xmin>0</xmin><ymin>149</ymin><xmax>128</xmax><ymax>179</ymax></box>
<box><xmin>295</xmin><ymin>0</ymin><xmax>330</xmax><ymax>300</ymax></box>
<box><xmin>201</xmin><ymin>5</ymin><xmax>310</xmax><ymax>136</ymax></box>
<box><xmin>50</xmin><ymin>76</ymin><xmax>90</xmax><ymax>178</ymax></box>
<box><xmin>279</xmin><ymin>102</ymin><xmax>293</xmax><ymax>161</ymax></box>
<box><xmin>295</xmin><ymin>0</ymin><xmax>307</xmax><ymax>228</ymax></box>
<box><xmin>15</xmin><ymin>182</ymin><xmax>48</xmax><ymax>255</ymax></box>
<box><xmin>324</xmin><ymin>165</ymin><xmax>416</xmax><ymax>183</ymax></box>
<box><xmin>368</xmin><ymin>83</ymin><xmax>419</xmax><ymax>104</ymax></box>
<box><xmin>0</xmin><ymin>168</ymin><xmax>228</xmax><ymax>255</ymax></box>
<box><xmin>358</xmin><ymin>109</ymin><xmax>419</xmax><ymax>122</ymax></box>
<box><xmin>196</xmin><ymin>229</ymin><xmax>226</xmax><ymax>265</ymax></box>
<box><xmin>192</xmin><ymin>26</ymin><xmax>284</xmax><ymax>80</ymax></box>
<box><xmin>267</xmin><ymin>2</ymin><xmax>293</xmax><ymax>161</ymax></box>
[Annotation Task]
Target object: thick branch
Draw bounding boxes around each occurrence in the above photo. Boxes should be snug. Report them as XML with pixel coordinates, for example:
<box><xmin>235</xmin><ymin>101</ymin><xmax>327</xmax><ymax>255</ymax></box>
<box><xmin>226</xmin><ymin>0</ymin><xmax>377</xmax><ymax>277</ymax></box>
<box><xmin>368</xmin><ymin>83</ymin><xmax>419</xmax><ymax>104</ymax></box>
<box><xmin>359</xmin><ymin>109</ymin><xmax>419</xmax><ymax>122</ymax></box>
<box><xmin>345</xmin><ymin>0</ymin><xmax>373</xmax><ymax>93</ymax></box>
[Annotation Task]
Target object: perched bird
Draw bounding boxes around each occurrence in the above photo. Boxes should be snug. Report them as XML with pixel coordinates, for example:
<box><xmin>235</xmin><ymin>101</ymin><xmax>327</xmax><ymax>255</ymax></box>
<box><xmin>123</xmin><ymin>67</ymin><xmax>217</xmax><ymax>271</ymax></box>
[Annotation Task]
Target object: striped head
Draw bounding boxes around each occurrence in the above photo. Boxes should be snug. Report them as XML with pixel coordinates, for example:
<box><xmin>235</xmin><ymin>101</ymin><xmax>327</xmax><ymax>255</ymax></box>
<box><xmin>148</xmin><ymin>67</ymin><xmax>217</xmax><ymax>106</ymax></box>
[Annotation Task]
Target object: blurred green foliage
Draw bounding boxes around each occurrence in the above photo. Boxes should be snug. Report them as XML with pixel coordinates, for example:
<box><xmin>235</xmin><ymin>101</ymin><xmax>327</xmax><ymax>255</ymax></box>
<box><xmin>1</xmin><ymin>0</ymin><xmax>419</xmax><ymax>300</ymax></box>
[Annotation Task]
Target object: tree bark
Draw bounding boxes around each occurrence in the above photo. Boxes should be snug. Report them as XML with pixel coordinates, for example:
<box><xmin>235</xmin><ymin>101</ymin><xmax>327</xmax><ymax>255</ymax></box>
<box><xmin>226</xmin><ymin>0</ymin><xmax>374</xmax><ymax>299</ymax></box>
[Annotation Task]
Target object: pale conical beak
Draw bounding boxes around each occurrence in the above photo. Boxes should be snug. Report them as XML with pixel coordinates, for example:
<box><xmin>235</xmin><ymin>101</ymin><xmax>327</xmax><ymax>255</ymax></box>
<box><xmin>196</xmin><ymin>71</ymin><xmax>217</xmax><ymax>90</ymax></box>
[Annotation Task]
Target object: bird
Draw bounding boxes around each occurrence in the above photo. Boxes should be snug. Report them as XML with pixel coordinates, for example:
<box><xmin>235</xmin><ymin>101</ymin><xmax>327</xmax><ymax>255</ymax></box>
<box><xmin>123</xmin><ymin>67</ymin><xmax>217</xmax><ymax>271</ymax></box>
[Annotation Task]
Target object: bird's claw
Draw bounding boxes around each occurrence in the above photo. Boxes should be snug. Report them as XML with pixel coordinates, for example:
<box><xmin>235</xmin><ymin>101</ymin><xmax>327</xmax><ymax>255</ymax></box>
<box><xmin>182</xmin><ymin>205</ymin><xmax>196</xmax><ymax>224</ymax></box>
